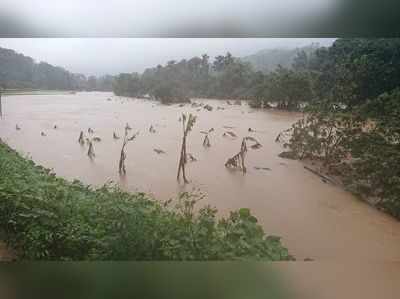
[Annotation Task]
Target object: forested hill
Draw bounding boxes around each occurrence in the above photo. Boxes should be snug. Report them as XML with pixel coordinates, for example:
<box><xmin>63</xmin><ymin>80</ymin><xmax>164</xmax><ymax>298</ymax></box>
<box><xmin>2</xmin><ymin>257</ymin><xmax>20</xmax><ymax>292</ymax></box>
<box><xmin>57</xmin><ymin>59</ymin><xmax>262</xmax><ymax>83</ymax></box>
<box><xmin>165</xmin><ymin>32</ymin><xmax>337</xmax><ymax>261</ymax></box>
<box><xmin>241</xmin><ymin>43</ymin><xmax>320</xmax><ymax>73</ymax></box>
<box><xmin>0</xmin><ymin>46</ymin><xmax>113</xmax><ymax>91</ymax></box>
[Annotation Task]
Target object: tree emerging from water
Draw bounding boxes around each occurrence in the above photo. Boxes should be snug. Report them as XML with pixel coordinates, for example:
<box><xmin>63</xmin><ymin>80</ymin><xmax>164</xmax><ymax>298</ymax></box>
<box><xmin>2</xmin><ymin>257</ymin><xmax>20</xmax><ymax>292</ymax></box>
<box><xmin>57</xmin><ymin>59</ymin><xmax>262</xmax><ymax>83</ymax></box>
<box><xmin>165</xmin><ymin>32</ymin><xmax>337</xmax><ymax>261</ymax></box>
<box><xmin>177</xmin><ymin>113</ymin><xmax>196</xmax><ymax>183</ymax></box>
<box><xmin>225</xmin><ymin>137</ymin><xmax>262</xmax><ymax>173</ymax></box>
<box><xmin>119</xmin><ymin>126</ymin><xmax>139</xmax><ymax>175</ymax></box>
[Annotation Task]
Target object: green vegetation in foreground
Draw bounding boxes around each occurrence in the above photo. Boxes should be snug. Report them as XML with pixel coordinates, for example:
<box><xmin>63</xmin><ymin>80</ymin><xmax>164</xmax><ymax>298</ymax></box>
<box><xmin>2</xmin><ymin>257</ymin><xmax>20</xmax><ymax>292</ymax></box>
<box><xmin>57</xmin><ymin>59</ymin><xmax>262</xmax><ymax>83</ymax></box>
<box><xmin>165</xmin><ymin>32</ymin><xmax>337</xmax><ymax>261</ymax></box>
<box><xmin>0</xmin><ymin>141</ymin><xmax>291</xmax><ymax>261</ymax></box>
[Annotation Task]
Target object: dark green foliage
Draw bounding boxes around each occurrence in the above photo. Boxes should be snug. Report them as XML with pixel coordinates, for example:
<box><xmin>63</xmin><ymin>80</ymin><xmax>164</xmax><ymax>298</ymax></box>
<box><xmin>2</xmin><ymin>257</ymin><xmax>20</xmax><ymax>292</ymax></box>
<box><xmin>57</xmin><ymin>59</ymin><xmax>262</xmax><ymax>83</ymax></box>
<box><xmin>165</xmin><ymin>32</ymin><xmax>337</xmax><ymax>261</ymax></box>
<box><xmin>0</xmin><ymin>47</ymin><xmax>75</xmax><ymax>90</ymax></box>
<box><xmin>111</xmin><ymin>46</ymin><xmax>330</xmax><ymax>111</ymax></box>
<box><xmin>302</xmin><ymin>38</ymin><xmax>400</xmax><ymax>108</ymax></box>
<box><xmin>113</xmin><ymin>52</ymin><xmax>275</xmax><ymax>104</ymax></box>
<box><xmin>250</xmin><ymin>66</ymin><xmax>313</xmax><ymax>110</ymax></box>
<box><xmin>284</xmin><ymin>102</ymin><xmax>362</xmax><ymax>164</ymax></box>
<box><xmin>0</xmin><ymin>142</ymin><xmax>291</xmax><ymax>260</ymax></box>
<box><xmin>112</xmin><ymin>73</ymin><xmax>143</xmax><ymax>97</ymax></box>
<box><xmin>0</xmin><ymin>47</ymin><xmax>113</xmax><ymax>91</ymax></box>
<box><xmin>309</xmin><ymin>39</ymin><xmax>400</xmax><ymax>218</ymax></box>
<box><xmin>153</xmin><ymin>81</ymin><xmax>190</xmax><ymax>104</ymax></box>
<box><xmin>344</xmin><ymin>89</ymin><xmax>400</xmax><ymax>217</ymax></box>
<box><xmin>112</xmin><ymin>51</ymin><xmax>314</xmax><ymax>110</ymax></box>
<box><xmin>282</xmin><ymin>88</ymin><xmax>400</xmax><ymax>219</ymax></box>
<box><xmin>280</xmin><ymin>39</ymin><xmax>400</xmax><ymax>219</ymax></box>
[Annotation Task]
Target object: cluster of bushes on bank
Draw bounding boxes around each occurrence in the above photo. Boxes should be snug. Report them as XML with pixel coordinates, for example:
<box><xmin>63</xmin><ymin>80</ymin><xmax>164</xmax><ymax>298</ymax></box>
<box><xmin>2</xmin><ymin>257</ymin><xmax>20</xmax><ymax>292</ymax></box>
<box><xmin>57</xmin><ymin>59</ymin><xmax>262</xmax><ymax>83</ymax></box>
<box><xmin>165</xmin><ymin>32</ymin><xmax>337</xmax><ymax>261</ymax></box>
<box><xmin>0</xmin><ymin>141</ymin><xmax>291</xmax><ymax>260</ymax></box>
<box><xmin>280</xmin><ymin>38</ymin><xmax>400</xmax><ymax>218</ymax></box>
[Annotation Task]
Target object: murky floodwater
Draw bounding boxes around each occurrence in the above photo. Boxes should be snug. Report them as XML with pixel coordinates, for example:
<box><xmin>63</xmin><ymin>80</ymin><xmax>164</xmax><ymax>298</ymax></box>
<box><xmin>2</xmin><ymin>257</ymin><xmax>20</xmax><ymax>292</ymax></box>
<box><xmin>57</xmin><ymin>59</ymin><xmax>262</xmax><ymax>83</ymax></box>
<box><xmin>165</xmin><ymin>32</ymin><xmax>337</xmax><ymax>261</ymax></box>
<box><xmin>1</xmin><ymin>91</ymin><xmax>400</xmax><ymax>261</ymax></box>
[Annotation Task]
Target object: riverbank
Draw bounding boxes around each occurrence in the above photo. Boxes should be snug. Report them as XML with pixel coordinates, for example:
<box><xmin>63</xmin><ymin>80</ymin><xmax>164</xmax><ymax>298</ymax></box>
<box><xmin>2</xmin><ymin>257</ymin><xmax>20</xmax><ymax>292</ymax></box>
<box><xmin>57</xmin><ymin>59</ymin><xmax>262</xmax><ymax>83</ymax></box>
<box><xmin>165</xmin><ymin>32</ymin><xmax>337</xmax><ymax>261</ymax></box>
<box><xmin>0</xmin><ymin>140</ymin><xmax>291</xmax><ymax>261</ymax></box>
<box><xmin>2</xmin><ymin>92</ymin><xmax>400</xmax><ymax>260</ymax></box>
<box><xmin>1</xmin><ymin>89</ymin><xmax>79</xmax><ymax>96</ymax></box>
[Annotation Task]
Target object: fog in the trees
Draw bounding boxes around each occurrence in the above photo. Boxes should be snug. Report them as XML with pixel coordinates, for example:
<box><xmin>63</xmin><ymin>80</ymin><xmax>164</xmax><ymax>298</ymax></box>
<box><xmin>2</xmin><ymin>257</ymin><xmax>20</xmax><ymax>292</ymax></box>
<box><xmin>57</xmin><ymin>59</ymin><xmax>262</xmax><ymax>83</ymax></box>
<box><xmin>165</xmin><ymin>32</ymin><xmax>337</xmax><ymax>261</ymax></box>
<box><xmin>0</xmin><ymin>38</ymin><xmax>335</xmax><ymax>76</ymax></box>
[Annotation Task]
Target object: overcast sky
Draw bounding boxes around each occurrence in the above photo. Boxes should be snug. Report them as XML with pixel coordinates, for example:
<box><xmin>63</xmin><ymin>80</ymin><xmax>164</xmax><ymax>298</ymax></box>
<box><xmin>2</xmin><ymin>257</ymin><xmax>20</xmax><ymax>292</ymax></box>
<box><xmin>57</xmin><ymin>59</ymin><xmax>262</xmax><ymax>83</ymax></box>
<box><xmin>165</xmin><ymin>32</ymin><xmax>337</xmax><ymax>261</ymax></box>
<box><xmin>0</xmin><ymin>38</ymin><xmax>335</xmax><ymax>76</ymax></box>
<box><xmin>1</xmin><ymin>0</ymin><xmax>338</xmax><ymax>37</ymax></box>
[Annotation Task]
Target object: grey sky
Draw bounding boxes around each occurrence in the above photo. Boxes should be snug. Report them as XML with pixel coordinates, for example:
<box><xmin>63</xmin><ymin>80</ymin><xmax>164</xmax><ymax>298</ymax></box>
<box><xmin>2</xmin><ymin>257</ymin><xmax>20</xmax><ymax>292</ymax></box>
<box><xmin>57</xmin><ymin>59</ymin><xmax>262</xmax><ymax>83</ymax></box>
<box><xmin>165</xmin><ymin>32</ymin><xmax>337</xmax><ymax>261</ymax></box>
<box><xmin>1</xmin><ymin>0</ymin><xmax>338</xmax><ymax>37</ymax></box>
<box><xmin>0</xmin><ymin>38</ymin><xmax>335</xmax><ymax>76</ymax></box>
<box><xmin>0</xmin><ymin>1</ymin><xmax>338</xmax><ymax>75</ymax></box>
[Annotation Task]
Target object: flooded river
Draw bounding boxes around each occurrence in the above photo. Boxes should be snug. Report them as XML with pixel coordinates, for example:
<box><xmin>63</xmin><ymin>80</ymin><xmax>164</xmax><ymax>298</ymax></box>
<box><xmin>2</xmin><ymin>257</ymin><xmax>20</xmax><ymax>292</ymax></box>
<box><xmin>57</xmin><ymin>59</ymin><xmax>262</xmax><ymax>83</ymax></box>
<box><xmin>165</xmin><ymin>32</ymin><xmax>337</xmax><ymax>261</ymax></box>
<box><xmin>1</xmin><ymin>91</ymin><xmax>400</xmax><ymax>261</ymax></box>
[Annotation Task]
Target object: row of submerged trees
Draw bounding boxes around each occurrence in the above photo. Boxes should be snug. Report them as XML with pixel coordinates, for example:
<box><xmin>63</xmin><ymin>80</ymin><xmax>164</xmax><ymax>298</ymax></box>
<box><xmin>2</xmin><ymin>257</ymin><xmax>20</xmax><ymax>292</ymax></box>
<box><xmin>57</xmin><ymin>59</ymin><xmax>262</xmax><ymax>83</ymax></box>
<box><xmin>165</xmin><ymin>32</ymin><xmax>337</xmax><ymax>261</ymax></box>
<box><xmin>277</xmin><ymin>38</ymin><xmax>400</xmax><ymax>219</ymax></box>
<box><xmin>77</xmin><ymin>113</ymin><xmax>263</xmax><ymax>184</ymax></box>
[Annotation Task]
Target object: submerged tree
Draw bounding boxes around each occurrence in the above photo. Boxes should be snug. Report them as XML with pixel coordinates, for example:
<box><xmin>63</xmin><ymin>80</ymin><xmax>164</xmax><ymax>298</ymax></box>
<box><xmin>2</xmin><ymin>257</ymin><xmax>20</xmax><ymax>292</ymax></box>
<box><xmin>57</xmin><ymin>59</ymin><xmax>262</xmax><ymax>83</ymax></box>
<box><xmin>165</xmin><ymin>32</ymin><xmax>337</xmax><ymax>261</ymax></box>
<box><xmin>78</xmin><ymin>131</ymin><xmax>85</xmax><ymax>145</ymax></box>
<box><xmin>0</xmin><ymin>89</ymin><xmax>2</xmax><ymax>118</ymax></box>
<box><xmin>177</xmin><ymin>113</ymin><xmax>196</xmax><ymax>183</ymax></box>
<box><xmin>118</xmin><ymin>126</ymin><xmax>139</xmax><ymax>175</ymax></box>
<box><xmin>87</xmin><ymin>140</ymin><xmax>95</xmax><ymax>159</ymax></box>
<box><xmin>149</xmin><ymin>125</ymin><xmax>156</xmax><ymax>133</ymax></box>
<box><xmin>201</xmin><ymin>128</ymin><xmax>214</xmax><ymax>147</ymax></box>
<box><xmin>203</xmin><ymin>134</ymin><xmax>210</xmax><ymax>147</ymax></box>
<box><xmin>225</xmin><ymin>137</ymin><xmax>262</xmax><ymax>173</ymax></box>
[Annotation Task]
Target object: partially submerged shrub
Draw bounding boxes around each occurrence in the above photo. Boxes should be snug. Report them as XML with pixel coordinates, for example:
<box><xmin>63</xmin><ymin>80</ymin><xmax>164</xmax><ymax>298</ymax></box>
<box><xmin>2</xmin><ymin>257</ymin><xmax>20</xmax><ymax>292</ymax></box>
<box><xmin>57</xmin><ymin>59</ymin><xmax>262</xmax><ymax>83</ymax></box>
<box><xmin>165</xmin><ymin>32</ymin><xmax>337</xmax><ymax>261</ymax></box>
<box><xmin>225</xmin><ymin>137</ymin><xmax>262</xmax><ymax>173</ymax></box>
<box><xmin>282</xmin><ymin>106</ymin><xmax>361</xmax><ymax>166</ymax></box>
<box><xmin>280</xmin><ymin>93</ymin><xmax>400</xmax><ymax>219</ymax></box>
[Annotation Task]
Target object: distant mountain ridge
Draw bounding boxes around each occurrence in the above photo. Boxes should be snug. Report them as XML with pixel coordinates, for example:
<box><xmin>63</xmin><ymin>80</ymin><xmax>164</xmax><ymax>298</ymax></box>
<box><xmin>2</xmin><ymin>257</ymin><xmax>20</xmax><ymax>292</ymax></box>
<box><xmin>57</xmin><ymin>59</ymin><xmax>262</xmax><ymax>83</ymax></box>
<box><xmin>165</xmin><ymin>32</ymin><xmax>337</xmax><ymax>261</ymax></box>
<box><xmin>241</xmin><ymin>43</ymin><xmax>321</xmax><ymax>73</ymax></box>
<box><xmin>0</xmin><ymin>46</ymin><xmax>112</xmax><ymax>91</ymax></box>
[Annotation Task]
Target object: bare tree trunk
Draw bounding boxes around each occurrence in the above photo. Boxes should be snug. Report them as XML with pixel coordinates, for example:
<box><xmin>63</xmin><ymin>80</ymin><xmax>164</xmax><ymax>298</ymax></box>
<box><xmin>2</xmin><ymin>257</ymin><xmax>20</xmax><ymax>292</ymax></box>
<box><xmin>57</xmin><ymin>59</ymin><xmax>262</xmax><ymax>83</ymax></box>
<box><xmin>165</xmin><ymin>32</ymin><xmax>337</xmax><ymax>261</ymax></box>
<box><xmin>177</xmin><ymin>143</ymin><xmax>185</xmax><ymax>179</ymax></box>
<box><xmin>183</xmin><ymin>137</ymin><xmax>188</xmax><ymax>164</ymax></box>
<box><xmin>182</xmin><ymin>157</ymin><xmax>188</xmax><ymax>183</ymax></box>
<box><xmin>87</xmin><ymin>141</ymin><xmax>95</xmax><ymax>158</ymax></box>
<box><xmin>177</xmin><ymin>114</ymin><xmax>195</xmax><ymax>183</ymax></box>
<box><xmin>119</xmin><ymin>144</ymin><xmax>127</xmax><ymax>175</ymax></box>
<box><xmin>240</xmin><ymin>151</ymin><xmax>246</xmax><ymax>173</ymax></box>
<box><xmin>117</xmin><ymin>129</ymin><xmax>138</xmax><ymax>175</ymax></box>
<box><xmin>78</xmin><ymin>131</ymin><xmax>84</xmax><ymax>144</ymax></box>
<box><xmin>177</xmin><ymin>137</ymin><xmax>189</xmax><ymax>182</ymax></box>
<box><xmin>203</xmin><ymin>134</ymin><xmax>210</xmax><ymax>147</ymax></box>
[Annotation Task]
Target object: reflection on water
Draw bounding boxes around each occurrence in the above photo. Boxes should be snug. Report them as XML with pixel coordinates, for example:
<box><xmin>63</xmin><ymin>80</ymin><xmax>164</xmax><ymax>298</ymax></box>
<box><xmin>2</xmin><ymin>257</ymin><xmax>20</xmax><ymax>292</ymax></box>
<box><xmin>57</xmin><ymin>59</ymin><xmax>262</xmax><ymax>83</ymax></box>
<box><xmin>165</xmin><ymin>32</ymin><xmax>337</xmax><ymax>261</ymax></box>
<box><xmin>1</xmin><ymin>92</ymin><xmax>400</xmax><ymax>261</ymax></box>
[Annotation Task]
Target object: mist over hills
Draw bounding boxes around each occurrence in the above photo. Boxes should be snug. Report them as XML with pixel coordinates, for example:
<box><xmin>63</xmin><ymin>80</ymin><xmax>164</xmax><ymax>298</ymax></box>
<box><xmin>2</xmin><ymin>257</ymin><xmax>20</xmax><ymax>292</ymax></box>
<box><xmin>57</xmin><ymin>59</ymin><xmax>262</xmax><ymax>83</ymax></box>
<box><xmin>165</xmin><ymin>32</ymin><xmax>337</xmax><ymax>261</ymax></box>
<box><xmin>0</xmin><ymin>46</ymin><xmax>112</xmax><ymax>91</ymax></box>
<box><xmin>0</xmin><ymin>42</ymin><xmax>324</xmax><ymax>91</ymax></box>
<box><xmin>241</xmin><ymin>43</ymin><xmax>320</xmax><ymax>72</ymax></box>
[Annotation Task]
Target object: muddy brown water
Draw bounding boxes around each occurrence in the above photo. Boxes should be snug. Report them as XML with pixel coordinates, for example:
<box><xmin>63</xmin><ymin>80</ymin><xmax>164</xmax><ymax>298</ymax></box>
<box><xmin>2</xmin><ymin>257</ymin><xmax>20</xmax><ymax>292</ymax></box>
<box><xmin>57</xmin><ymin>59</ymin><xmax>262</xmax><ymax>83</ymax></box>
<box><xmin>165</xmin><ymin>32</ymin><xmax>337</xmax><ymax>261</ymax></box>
<box><xmin>1</xmin><ymin>91</ymin><xmax>400</xmax><ymax>261</ymax></box>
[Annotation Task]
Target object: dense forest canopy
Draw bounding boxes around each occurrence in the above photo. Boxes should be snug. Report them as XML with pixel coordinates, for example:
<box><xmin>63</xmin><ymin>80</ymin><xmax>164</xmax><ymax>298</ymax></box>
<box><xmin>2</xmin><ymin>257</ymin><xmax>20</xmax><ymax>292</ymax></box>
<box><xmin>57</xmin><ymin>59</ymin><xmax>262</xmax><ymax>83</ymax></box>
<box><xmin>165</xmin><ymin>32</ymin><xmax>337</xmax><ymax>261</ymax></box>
<box><xmin>113</xmin><ymin>52</ymin><xmax>272</xmax><ymax>104</ymax></box>
<box><xmin>296</xmin><ymin>38</ymin><xmax>400</xmax><ymax>108</ymax></box>
<box><xmin>0</xmin><ymin>47</ymin><xmax>113</xmax><ymax>91</ymax></box>
<box><xmin>277</xmin><ymin>38</ymin><xmax>400</xmax><ymax>219</ymax></box>
<box><xmin>113</xmin><ymin>39</ymin><xmax>400</xmax><ymax>111</ymax></box>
